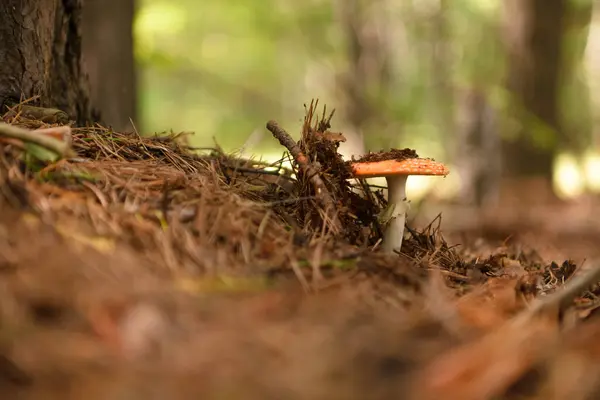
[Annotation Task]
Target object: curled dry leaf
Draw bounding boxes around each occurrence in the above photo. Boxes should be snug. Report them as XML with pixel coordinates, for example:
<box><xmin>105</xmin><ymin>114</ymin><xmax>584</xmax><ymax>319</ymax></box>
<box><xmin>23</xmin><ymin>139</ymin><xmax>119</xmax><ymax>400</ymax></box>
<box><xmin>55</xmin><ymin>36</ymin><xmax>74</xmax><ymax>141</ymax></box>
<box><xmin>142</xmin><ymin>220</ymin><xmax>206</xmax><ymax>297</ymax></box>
<box><xmin>33</xmin><ymin>125</ymin><xmax>73</xmax><ymax>148</ymax></box>
<box><xmin>410</xmin><ymin>313</ymin><xmax>559</xmax><ymax>400</ymax></box>
<box><xmin>540</xmin><ymin>319</ymin><xmax>600</xmax><ymax>400</ymax></box>
<box><xmin>455</xmin><ymin>277</ymin><xmax>528</xmax><ymax>332</ymax></box>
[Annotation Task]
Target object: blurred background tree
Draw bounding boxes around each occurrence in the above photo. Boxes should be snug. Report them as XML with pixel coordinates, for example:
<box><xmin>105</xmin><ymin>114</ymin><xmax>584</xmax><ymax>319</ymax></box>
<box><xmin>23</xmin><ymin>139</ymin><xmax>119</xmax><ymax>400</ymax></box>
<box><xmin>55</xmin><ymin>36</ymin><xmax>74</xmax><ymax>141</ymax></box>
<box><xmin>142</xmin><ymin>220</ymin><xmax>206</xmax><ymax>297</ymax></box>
<box><xmin>83</xmin><ymin>0</ymin><xmax>138</xmax><ymax>132</ymax></box>
<box><xmin>88</xmin><ymin>0</ymin><xmax>600</xmax><ymax>204</ymax></box>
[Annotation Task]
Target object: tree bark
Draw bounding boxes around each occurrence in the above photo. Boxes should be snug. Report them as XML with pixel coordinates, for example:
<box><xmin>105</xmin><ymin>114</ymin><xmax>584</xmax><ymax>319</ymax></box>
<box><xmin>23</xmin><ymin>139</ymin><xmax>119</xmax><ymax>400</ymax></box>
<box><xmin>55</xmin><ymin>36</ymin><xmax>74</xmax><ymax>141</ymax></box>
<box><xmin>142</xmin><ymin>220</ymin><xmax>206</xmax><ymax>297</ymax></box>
<box><xmin>335</xmin><ymin>0</ymin><xmax>392</xmax><ymax>157</ymax></box>
<box><xmin>0</xmin><ymin>0</ymin><xmax>93</xmax><ymax>124</ymax></box>
<box><xmin>559</xmin><ymin>0</ymin><xmax>594</xmax><ymax>156</ymax></box>
<box><xmin>501</xmin><ymin>0</ymin><xmax>567</xmax><ymax>179</ymax></box>
<box><xmin>456</xmin><ymin>88</ymin><xmax>501</xmax><ymax>207</ymax></box>
<box><xmin>82</xmin><ymin>0</ymin><xmax>137</xmax><ymax>132</ymax></box>
<box><xmin>431</xmin><ymin>0</ymin><xmax>455</xmax><ymax>158</ymax></box>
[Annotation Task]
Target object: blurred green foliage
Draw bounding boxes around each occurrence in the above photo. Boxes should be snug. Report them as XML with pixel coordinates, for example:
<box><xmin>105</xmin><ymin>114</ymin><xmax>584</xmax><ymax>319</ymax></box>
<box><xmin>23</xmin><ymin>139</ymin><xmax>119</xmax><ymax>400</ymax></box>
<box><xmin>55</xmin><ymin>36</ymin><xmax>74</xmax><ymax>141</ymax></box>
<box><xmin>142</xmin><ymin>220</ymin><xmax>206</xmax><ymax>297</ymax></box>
<box><xmin>135</xmin><ymin>0</ymin><xmax>337</xmax><ymax>153</ymax></box>
<box><xmin>134</xmin><ymin>0</ymin><xmax>596</xmax><ymax>162</ymax></box>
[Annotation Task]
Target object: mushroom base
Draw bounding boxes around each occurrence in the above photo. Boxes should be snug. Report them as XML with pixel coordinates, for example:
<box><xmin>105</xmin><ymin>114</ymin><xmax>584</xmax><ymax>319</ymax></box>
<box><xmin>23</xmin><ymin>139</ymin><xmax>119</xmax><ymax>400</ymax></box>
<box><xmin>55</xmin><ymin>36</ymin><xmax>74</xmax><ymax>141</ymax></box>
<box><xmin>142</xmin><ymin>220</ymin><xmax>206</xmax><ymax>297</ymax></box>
<box><xmin>382</xmin><ymin>175</ymin><xmax>410</xmax><ymax>253</ymax></box>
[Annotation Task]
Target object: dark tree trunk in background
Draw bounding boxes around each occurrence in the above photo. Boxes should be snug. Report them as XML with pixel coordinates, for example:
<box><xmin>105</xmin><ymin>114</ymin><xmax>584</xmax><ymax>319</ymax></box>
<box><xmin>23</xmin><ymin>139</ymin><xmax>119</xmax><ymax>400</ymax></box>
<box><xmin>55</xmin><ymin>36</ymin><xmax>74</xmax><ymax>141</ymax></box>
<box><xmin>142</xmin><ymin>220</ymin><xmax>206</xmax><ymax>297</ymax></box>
<box><xmin>431</xmin><ymin>0</ymin><xmax>455</xmax><ymax>157</ymax></box>
<box><xmin>501</xmin><ymin>0</ymin><xmax>567</xmax><ymax>180</ymax></box>
<box><xmin>0</xmin><ymin>0</ymin><xmax>93</xmax><ymax>124</ymax></box>
<box><xmin>335</xmin><ymin>0</ymin><xmax>392</xmax><ymax>156</ymax></box>
<box><xmin>339</xmin><ymin>0</ymin><xmax>369</xmax><ymax>135</ymax></box>
<box><xmin>82</xmin><ymin>0</ymin><xmax>137</xmax><ymax>132</ymax></box>
<box><xmin>456</xmin><ymin>88</ymin><xmax>501</xmax><ymax>207</ymax></box>
<box><xmin>560</xmin><ymin>0</ymin><xmax>594</xmax><ymax>156</ymax></box>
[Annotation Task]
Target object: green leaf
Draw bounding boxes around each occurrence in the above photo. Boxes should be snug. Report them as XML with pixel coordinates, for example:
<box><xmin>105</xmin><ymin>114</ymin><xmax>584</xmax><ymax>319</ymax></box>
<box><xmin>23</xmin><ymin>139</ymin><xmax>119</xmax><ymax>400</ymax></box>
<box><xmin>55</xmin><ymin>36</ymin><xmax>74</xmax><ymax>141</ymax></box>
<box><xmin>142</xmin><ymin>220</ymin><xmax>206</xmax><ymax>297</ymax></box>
<box><xmin>24</xmin><ymin>143</ymin><xmax>61</xmax><ymax>163</ymax></box>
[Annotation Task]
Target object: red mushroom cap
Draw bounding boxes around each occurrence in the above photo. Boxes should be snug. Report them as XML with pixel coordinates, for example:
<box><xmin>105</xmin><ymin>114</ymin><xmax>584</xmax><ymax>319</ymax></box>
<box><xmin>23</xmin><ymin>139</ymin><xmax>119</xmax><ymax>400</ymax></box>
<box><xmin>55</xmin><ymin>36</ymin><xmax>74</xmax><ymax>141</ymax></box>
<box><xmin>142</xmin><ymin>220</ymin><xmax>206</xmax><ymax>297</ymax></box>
<box><xmin>350</xmin><ymin>158</ymin><xmax>449</xmax><ymax>178</ymax></box>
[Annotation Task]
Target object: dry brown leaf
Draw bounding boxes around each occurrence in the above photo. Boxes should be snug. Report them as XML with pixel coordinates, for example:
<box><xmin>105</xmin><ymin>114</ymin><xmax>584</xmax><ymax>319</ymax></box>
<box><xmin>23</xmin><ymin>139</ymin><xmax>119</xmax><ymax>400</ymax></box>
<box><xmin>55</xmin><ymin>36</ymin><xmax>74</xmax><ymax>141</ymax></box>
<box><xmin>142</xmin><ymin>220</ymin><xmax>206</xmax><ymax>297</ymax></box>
<box><xmin>455</xmin><ymin>277</ymin><xmax>526</xmax><ymax>331</ymax></box>
<box><xmin>540</xmin><ymin>320</ymin><xmax>600</xmax><ymax>400</ymax></box>
<box><xmin>410</xmin><ymin>312</ymin><xmax>558</xmax><ymax>400</ymax></box>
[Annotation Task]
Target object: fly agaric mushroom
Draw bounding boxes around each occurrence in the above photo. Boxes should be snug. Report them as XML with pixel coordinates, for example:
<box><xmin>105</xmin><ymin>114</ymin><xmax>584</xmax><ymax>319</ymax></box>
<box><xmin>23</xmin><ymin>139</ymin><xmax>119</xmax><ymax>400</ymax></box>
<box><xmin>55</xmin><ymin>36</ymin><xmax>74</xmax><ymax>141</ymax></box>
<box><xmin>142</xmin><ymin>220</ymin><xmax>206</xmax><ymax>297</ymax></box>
<box><xmin>349</xmin><ymin>157</ymin><xmax>450</xmax><ymax>253</ymax></box>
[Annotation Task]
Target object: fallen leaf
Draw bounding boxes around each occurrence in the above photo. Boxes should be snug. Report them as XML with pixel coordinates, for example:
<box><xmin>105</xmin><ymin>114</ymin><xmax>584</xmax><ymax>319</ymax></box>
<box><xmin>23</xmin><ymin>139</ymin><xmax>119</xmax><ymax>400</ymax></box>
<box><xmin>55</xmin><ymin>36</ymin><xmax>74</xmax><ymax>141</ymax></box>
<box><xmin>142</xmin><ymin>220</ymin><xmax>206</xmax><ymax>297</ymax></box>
<box><xmin>411</xmin><ymin>312</ymin><xmax>558</xmax><ymax>400</ymax></box>
<box><xmin>456</xmin><ymin>277</ymin><xmax>525</xmax><ymax>331</ymax></box>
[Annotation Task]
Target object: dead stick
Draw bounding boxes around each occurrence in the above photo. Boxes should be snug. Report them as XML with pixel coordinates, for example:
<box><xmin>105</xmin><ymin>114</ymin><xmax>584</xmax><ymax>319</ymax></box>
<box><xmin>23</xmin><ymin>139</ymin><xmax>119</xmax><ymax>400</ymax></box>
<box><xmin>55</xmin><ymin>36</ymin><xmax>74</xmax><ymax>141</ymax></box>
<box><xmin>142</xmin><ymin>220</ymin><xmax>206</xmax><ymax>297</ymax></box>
<box><xmin>266</xmin><ymin>120</ymin><xmax>339</xmax><ymax>228</ymax></box>
<box><xmin>0</xmin><ymin>122</ymin><xmax>74</xmax><ymax>158</ymax></box>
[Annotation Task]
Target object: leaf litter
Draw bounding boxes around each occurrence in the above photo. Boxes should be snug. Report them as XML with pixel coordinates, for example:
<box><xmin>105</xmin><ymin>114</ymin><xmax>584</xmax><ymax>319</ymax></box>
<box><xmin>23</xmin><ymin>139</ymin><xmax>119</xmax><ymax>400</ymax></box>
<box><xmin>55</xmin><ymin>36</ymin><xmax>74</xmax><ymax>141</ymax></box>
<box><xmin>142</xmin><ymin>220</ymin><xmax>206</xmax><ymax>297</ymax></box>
<box><xmin>0</xmin><ymin>99</ymin><xmax>600</xmax><ymax>399</ymax></box>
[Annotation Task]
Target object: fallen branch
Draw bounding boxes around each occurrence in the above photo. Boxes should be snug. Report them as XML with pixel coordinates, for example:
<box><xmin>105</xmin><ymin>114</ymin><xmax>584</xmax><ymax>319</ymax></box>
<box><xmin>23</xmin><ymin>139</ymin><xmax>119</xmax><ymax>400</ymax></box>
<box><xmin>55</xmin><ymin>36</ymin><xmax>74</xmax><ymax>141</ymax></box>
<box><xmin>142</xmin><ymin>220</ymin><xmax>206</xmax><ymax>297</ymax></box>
<box><xmin>0</xmin><ymin>122</ymin><xmax>74</xmax><ymax>158</ymax></box>
<box><xmin>266</xmin><ymin>120</ymin><xmax>339</xmax><ymax>230</ymax></box>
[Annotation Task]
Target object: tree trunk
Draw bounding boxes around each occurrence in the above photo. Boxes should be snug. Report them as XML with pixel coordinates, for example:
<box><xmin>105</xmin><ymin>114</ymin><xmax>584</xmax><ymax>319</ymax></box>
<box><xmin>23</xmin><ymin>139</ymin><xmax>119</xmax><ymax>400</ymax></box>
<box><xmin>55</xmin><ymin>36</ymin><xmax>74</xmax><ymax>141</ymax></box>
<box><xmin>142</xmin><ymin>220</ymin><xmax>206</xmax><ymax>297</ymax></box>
<box><xmin>335</xmin><ymin>0</ymin><xmax>392</xmax><ymax>158</ymax></box>
<box><xmin>82</xmin><ymin>0</ymin><xmax>137</xmax><ymax>132</ymax></box>
<box><xmin>456</xmin><ymin>88</ymin><xmax>501</xmax><ymax>207</ymax></box>
<box><xmin>431</xmin><ymin>0</ymin><xmax>455</xmax><ymax>158</ymax></box>
<box><xmin>501</xmin><ymin>0</ymin><xmax>567</xmax><ymax>180</ymax></box>
<box><xmin>559</xmin><ymin>0</ymin><xmax>594</xmax><ymax>156</ymax></box>
<box><xmin>0</xmin><ymin>0</ymin><xmax>93</xmax><ymax>124</ymax></box>
<box><xmin>335</xmin><ymin>0</ymin><xmax>369</xmax><ymax>158</ymax></box>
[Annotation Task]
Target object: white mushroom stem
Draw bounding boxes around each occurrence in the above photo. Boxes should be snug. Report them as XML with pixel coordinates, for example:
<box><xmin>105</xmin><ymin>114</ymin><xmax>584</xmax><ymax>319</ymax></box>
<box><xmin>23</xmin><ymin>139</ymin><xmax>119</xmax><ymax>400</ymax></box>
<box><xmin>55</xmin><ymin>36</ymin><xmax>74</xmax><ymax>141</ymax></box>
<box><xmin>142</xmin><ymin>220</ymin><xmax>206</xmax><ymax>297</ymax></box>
<box><xmin>349</xmin><ymin>157</ymin><xmax>449</xmax><ymax>253</ymax></box>
<box><xmin>382</xmin><ymin>174</ymin><xmax>410</xmax><ymax>253</ymax></box>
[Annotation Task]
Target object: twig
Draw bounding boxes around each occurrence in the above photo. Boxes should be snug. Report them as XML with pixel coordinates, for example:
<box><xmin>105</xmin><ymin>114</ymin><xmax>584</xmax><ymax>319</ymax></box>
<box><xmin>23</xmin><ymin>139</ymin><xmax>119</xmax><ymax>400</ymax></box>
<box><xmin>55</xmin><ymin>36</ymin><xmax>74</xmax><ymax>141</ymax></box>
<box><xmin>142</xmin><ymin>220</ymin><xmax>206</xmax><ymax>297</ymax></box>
<box><xmin>266</xmin><ymin>120</ymin><xmax>309</xmax><ymax>166</ymax></box>
<box><xmin>266</xmin><ymin>120</ymin><xmax>339</xmax><ymax>229</ymax></box>
<box><xmin>0</xmin><ymin>122</ymin><xmax>74</xmax><ymax>158</ymax></box>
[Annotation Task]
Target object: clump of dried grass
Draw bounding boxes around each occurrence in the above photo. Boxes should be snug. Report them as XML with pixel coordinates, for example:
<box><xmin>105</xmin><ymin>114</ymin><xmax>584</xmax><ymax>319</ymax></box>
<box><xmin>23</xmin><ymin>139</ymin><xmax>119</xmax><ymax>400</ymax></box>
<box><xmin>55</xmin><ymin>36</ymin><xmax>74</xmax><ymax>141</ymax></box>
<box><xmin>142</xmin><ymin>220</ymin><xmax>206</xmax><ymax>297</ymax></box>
<box><xmin>1</xmin><ymin>108</ymin><xmax>326</xmax><ymax>279</ymax></box>
<box><xmin>0</xmin><ymin>100</ymin><xmax>436</xmax><ymax>296</ymax></box>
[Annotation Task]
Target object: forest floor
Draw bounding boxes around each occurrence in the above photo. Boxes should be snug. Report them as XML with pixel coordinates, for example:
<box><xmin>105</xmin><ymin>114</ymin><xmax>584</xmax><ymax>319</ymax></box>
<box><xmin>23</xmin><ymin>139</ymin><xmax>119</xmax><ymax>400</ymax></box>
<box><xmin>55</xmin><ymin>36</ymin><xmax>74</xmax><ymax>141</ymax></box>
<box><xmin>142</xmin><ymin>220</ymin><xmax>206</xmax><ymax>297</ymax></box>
<box><xmin>1</xmin><ymin>101</ymin><xmax>600</xmax><ymax>400</ymax></box>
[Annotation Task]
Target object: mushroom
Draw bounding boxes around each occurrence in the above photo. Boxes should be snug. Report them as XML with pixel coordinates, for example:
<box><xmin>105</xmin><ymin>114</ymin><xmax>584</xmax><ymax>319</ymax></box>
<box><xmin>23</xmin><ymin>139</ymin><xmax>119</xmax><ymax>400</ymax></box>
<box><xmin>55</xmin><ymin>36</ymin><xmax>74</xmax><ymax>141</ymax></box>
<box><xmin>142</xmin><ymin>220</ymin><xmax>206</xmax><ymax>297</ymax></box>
<box><xmin>349</xmin><ymin>157</ymin><xmax>450</xmax><ymax>253</ymax></box>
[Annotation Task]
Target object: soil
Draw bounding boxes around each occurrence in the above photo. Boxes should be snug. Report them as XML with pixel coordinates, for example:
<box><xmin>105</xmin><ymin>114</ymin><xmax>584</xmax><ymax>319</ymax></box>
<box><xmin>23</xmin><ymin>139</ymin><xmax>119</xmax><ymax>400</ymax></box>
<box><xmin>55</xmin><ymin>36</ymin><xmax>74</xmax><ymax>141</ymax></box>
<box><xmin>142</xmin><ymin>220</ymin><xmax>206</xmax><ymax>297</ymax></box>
<box><xmin>1</xmin><ymin>101</ymin><xmax>600</xmax><ymax>399</ymax></box>
<box><xmin>350</xmin><ymin>148</ymin><xmax>419</xmax><ymax>163</ymax></box>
